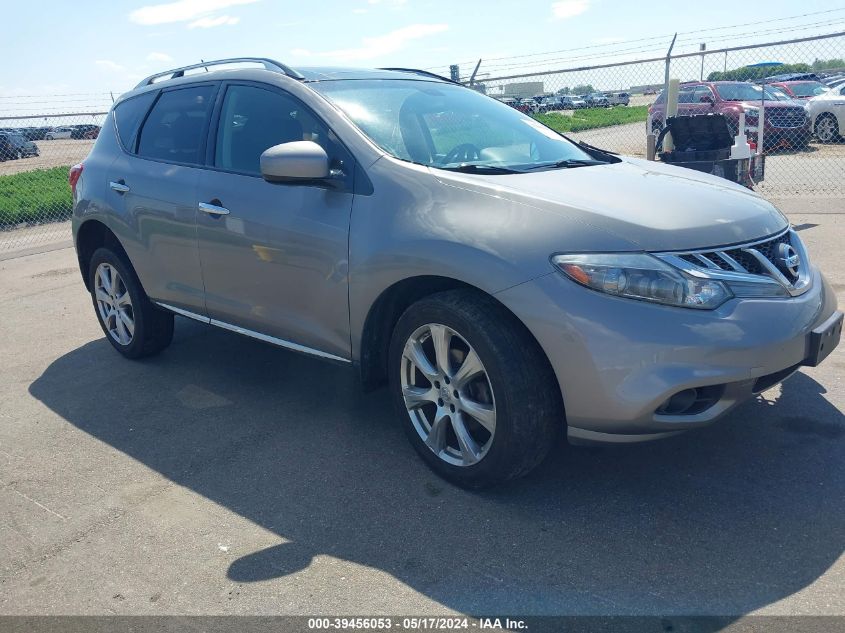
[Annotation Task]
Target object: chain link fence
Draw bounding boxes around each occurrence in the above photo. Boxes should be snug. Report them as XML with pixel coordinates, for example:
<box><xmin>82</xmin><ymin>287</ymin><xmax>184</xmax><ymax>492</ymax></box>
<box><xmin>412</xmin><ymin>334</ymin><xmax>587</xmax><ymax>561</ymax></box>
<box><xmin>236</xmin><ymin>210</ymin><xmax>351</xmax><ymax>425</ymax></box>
<box><xmin>465</xmin><ymin>31</ymin><xmax>845</xmax><ymax>199</ymax></box>
<box><xmin>0</xmin><ymin>92</ymin><xmax>110</xmax><ymax>253</ymax></box>
<box><xmin>1</xmin><ymin>33</ymin><xmax>844</xmax><ymax>254</ymax></box>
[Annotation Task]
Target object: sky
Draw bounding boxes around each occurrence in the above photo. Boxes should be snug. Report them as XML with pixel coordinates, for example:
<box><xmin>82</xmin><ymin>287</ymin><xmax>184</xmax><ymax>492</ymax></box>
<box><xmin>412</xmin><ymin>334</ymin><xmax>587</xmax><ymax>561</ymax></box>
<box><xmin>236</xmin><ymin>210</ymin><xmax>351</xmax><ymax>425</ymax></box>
<box><xmin>0</xmin><ymin>0</ymin><xmax>843</xmax><ymax>113</ymax></box>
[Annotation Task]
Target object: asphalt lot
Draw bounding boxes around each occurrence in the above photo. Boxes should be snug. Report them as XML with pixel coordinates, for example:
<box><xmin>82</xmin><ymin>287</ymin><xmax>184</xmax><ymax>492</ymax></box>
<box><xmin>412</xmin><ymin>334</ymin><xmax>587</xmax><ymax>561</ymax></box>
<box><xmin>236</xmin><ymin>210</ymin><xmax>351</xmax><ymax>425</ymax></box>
<box><xmin>0</xmin><ymin>210</ymin><xmax>843</xmax><ymax>618</ymax></box>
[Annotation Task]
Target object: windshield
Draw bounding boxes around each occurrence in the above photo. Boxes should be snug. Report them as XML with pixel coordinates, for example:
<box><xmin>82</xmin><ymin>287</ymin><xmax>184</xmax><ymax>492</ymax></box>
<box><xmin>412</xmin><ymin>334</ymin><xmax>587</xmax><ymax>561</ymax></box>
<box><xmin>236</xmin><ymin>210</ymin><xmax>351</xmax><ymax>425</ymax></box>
<box><xmin>715</xmin><ymin>83</ymin><xmax>769</xmax><ymax>101</ymax></box>
<box><xmin>787</xmin><ymin>82</ymin><xmax>827</xmax><ymax>97</ymax></box>
<box><xmin>311</xmin><ymin>79</ymin><xmax>597</xmax><ymax>172</ymax></box>
<box><xmin>764</xmin><ymin>86</ymin><xmax>790</xmax><ymax>101</ymax></box>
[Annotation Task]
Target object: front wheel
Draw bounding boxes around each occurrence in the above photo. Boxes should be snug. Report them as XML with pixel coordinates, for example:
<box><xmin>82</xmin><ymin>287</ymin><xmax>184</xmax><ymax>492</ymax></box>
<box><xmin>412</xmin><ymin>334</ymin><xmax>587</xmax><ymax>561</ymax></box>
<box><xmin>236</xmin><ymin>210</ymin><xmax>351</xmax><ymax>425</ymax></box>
<box><xmin>815</xmin><ymin>113</ymin><xmax>840</xmax><ymax>143</ymax></box>
<box><xmin>388</xmin><ymin>290</ymin><xmax>561</xmax><ymax>488</ymax></box>
<box><xmin>89</xmin><ymin>247</ymin><xmax>174</xmax><ymax>359</ymax></box>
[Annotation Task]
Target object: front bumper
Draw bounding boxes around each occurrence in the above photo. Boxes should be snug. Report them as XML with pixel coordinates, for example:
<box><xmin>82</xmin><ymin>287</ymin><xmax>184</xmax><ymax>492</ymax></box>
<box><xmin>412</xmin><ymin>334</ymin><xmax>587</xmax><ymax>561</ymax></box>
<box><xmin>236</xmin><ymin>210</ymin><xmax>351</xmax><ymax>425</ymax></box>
<box><xmin>495</xmin><ymin>267</ymin><xmax>839</xmax><ymax>444</ymax></box>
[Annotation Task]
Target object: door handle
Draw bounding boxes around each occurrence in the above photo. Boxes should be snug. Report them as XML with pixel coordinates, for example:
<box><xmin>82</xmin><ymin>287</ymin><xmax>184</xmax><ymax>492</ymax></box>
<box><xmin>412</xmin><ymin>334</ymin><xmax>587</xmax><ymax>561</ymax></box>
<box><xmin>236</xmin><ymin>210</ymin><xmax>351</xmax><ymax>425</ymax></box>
<box><xmin>109</xmin><ymin>181</ymin><xmax>130</xmax><ymax>194</ymax></box>
<box><xmin>199</xmin><ymin>201</ymin><xmax>230</xmax><ymax>216</ymax></box>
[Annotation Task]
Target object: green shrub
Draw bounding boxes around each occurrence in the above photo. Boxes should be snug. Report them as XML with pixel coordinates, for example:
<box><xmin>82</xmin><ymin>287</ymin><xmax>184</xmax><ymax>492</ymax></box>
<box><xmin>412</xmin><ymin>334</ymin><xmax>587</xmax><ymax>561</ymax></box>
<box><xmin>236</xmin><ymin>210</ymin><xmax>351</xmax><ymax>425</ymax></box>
<box><xmin>0</xmin><ymin>166</ymin><xmax>72</xmax><ymax>227</ymax></box>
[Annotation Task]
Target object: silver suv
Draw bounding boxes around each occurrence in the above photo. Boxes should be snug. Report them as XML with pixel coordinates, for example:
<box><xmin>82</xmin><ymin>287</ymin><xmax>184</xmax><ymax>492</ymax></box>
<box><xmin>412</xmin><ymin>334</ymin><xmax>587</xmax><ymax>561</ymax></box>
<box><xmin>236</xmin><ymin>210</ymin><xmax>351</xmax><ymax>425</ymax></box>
<box><xmin>71</xmin><ymin>58</ymin><xmax>842</xmax><ymax>487</ymax></box>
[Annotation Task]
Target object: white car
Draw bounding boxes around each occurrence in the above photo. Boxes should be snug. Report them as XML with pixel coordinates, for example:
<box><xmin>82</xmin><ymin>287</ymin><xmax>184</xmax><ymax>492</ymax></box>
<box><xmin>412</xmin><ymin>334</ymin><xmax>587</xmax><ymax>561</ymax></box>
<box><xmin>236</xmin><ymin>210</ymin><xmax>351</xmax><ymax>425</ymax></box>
<box><xmin>807</xmin><ymin>85</ymin><xmax>845</xmax><ymax>143</ymax></box>
<box><xmin>45</xmin><ymin>127</ymin><xmax>73</xmax><ymax>140</ymax></box>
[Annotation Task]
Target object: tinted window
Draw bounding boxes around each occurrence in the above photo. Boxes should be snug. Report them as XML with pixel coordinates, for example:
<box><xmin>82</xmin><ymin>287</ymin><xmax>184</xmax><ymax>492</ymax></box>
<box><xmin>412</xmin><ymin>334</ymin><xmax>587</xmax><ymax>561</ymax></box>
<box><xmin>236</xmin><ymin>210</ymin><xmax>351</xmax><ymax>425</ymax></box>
<box><xmin>113</xmin><ymin>91</ymin><xmax>157</xmax><ymax>151</ymax></box>
<box><xmin>693</xmin><ymin>86</ymin><xmax>713</xmax><ymax>102</ymax></box>
<box><xmin>678</xmin><ymin>89</ymin><xmax>695</xmax><ymax>104</ymax></box>
<box><xmin>138</xmin><ymin>86</ymin><xmax>215</xmax><ymax>164</ymax></box>
<box><xmin>214</xmin><ymin>84</ymin><xmax>342</xmax><ymax>175</ymax></box>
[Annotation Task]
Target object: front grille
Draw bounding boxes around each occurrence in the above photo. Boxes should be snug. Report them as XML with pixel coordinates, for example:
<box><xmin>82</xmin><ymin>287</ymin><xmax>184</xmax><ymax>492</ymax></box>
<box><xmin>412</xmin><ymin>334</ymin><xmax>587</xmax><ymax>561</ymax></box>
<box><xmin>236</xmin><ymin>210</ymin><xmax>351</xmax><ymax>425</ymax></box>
<box><xmin>677</xmin><ymin>231</ymin><xmax>793</xmax><ymax>278</ymax></box>
<box><xmin>767</xmin><ymin>107</ymin><xmax>806</xmax><ymax>129</ymax></box>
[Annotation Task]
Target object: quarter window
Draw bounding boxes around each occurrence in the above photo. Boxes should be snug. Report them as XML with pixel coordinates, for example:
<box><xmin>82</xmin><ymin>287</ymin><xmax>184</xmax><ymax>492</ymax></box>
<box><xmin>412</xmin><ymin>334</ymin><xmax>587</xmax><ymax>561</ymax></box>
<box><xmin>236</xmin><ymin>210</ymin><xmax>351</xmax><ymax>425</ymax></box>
<box><xmin>113</xmin><ymin>91</ymin><xmax>157</xmax><ymax>151</ymax></box>
<box><xmin>137</xmin><ymin>86</ymin><xmax>215</xmax><ymax>164</ymax></box>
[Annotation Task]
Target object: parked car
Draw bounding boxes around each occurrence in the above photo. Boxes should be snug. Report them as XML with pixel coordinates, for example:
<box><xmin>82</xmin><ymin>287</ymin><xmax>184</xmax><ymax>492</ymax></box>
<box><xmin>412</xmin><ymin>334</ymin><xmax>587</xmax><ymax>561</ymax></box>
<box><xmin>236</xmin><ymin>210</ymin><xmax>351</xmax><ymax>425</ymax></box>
<box><xmin>0</xmin><ymin>131</ymin><xmax>38</xmax><ymax>160</ymax></box>
<box><xmin>823</xmin><ymin>75</ymin><xmax>845</xmax><ymax>88</ymax></box>
<box><xmin>71</xmin><ymin>58</ymin><xmax>841</xmax><ymax>487</ymax></box>
<box><xmin>45</xmin><ymin>127</ymin><xmax>73</xmax><ymax>140</ymax></box>
<box><xmin>644</xmin><ymin>88</ymin><xmax>658</xmax><ymax>95</ymax></box>
<box><xmin>806</xmin><ymin>83</ymin><xmax>845</xmax><ymax>143</ymax></box>
<box><xmin>604</xmin><ymin>91</ymin><xmax>630</xmax><ymax>106</ymax></box>
<box><xmin>497</xmin><ymin>97</ymin><xmax>518</xmax><ymax>109</ymax></box>
<box><xmin>564</xmin><ymin>95</ymin><xmax>587</xmax><ymax>109</ymax></box>
<box><xmin>769</xmin><ymin>81</ymin><xmax>829</xmax><ymax>100</ymax></box>
<box><xmin>71</xmin><ymin>124</ymin><xmax>102</xmax><ymax>139</ymax></box>
<box><xmin>21</xmin><ymin>127</ymin><xmax>50</xmax><ymax>141</ymax></box>
<box><xmin>648</xmin><ymin>81</ymin><xmax>812</xmax><ymax>150</ymax></box>
<box><xmin>516</xmin><ymin>98</ymin><xmax>539</xmax><ymax>114</ymax></box>
<box><xmin>547</xmin><ymin>95</ymin><xmax>587</xmax><ymax>110</ymax></box>
<box><xmin>584</xmin><ymin>92</ymin><xmax>610</xmax><ymax>107</ymax></box>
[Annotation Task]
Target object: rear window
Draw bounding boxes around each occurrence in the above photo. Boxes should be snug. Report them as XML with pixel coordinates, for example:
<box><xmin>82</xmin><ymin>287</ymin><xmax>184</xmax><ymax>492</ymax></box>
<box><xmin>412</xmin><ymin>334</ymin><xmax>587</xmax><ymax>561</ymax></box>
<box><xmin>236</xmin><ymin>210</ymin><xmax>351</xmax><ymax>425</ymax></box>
<box><xmin>114</xmin><ymin>91</ymin><xmax>157</xmax><ymax>151</ymax></box>
<box><xmin>137</xmin><ymin>85</ymin><xmax>215</xmax><ymax>164</ymax></box>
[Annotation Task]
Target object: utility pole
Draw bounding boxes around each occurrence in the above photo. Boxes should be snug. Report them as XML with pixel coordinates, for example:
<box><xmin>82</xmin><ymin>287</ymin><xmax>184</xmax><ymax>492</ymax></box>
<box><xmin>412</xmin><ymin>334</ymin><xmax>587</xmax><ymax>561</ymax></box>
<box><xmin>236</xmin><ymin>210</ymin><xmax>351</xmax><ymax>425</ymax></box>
<box><xmin>700</xmin><ymin>43</ymin><xmax>706</xmax><ymax>81</ymax></box>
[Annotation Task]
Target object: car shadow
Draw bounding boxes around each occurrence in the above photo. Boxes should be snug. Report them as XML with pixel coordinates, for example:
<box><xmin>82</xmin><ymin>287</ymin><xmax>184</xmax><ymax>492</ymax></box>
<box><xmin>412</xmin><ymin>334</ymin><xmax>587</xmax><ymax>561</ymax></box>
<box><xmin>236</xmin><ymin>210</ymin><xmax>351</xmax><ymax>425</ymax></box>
<box><xmin>29</xmin><ymin>318</ymin><xmax>845</xmax><ymax>617</ymax></box>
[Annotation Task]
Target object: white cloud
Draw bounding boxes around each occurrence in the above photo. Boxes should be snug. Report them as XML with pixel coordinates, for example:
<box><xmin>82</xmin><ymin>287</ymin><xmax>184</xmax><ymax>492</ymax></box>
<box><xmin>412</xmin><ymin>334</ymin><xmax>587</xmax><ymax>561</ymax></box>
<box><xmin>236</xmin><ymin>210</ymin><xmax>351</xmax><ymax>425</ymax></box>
<box><xmin>188</xmin><ymin>14</ymin><xmax>240</xmax><ymax>28</ymax></box>
<box><xmin>551</xmin><ymin>0</ymin><xmax>590</xmax><ymax>19</ymax></box>
<box><xmin>146</xmin><ymin>51</ymin><xmax>173</xmax><ymax>62</ymax></box>
<box><xmin>368</xmin><ymin>0</ymin><xmax>407</xmax><ymax>4</ymax></box>
<box><xmin>129</xmin><ymin>0</ymin><xmax>257</xmax><ymax>26</ymax></box>
<box><xmin>292</xmin><ymin>23</ymin><xmax>448</xmax><ymax>62</ymax></box>
<box><xmin>95</xmin><ymin>60</ymin><xmax>126</xmax><ymax>72</ymax></box>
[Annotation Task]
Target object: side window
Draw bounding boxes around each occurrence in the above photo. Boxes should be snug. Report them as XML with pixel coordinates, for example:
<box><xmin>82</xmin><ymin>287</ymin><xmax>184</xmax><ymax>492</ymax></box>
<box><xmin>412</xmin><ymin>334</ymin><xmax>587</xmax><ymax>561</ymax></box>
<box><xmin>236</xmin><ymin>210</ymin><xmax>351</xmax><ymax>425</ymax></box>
<box><xmin>137</xmin><ymin>85</ymin><xmax>215</xmax><ymax>164</ymax></box>
<box><xmin>678</xmin><ymin>89</ymin><xmax>695</xmax><ymax>104</ymax></box>
<box><xmin>214</xmin><ymin>84</ymin><xmax>347</xmax><ymax>176</ymax></box>
<box><xmin>113</xmin><ymin>91</ymin><xmax>157</xmax><ymax>151</ymax></box>
<box><xmin>693</xmin><ymin>86</ymin><xmax>714</xmax><ymax>102</ymax></box>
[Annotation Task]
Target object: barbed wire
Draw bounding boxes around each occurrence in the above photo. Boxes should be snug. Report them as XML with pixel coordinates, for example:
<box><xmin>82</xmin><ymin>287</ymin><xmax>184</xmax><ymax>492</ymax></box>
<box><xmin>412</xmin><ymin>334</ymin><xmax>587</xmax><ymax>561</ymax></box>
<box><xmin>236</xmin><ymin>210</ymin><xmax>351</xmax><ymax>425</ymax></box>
<box><xmin>438</xmin><ymin>8</ymin><xmax>845</xmax><ymax>72</ymax></box>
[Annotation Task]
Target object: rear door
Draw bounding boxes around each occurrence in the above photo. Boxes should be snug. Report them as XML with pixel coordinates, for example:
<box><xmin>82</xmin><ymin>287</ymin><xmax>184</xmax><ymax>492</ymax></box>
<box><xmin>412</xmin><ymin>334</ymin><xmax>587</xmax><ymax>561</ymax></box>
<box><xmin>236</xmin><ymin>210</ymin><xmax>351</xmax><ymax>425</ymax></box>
<box><xmin>194</xmin><ymin>82</ymin><xmax>355</xmax><ymax>360</ymax></box>
<box><xmin>106</xmin><ymin>84</ymin><xmax>217</xmax><ymax>313</ymax></box>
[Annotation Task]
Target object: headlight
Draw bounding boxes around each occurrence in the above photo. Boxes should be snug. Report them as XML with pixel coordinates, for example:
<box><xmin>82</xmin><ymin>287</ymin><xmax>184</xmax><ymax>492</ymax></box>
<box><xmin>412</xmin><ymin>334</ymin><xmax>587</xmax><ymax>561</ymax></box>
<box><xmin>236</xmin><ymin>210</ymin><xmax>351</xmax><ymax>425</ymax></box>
<box><xmin>552</xmin><ymin>253</ymin><xmax>732</xmax><ymax>309</ymax></box>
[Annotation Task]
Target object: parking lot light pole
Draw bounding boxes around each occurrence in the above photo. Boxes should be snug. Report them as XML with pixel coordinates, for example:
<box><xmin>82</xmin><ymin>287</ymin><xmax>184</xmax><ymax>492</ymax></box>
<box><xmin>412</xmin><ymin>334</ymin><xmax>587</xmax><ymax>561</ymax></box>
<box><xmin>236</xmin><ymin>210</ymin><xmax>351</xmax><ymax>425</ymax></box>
<box><xmin>700</xmin><ymin>43</ymin><xmax>706</xmax><ymax>80</ymax></box>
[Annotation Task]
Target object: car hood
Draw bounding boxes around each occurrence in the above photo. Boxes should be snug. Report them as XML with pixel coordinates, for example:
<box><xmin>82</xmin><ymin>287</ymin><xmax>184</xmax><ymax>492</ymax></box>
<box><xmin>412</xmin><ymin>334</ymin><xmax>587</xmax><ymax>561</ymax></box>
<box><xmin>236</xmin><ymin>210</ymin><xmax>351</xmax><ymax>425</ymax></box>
<box><xmin>433</xmin><ymin>156</ymin><xmax>787</xmax><ymax>252</ymax></box>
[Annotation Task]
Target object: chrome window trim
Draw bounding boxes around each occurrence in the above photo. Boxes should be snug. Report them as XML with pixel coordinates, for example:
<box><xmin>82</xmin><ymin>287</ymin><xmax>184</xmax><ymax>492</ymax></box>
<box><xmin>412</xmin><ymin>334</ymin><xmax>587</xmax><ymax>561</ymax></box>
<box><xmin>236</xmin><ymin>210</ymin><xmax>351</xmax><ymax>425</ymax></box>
<box><xmin>154</xmin><ymin>302</ymin><xmax>351</xmax><ymax>363</ymax></box>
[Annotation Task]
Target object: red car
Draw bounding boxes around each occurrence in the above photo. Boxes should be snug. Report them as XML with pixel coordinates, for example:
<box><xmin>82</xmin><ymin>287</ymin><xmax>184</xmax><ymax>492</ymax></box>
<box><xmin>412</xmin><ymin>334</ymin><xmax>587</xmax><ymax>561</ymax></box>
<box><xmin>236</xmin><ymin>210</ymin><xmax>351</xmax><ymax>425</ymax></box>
<box><xmin>769</xmin><ymin>81</ymin><xmax>829</xmax><ymax>100</ymax></box>
<box><xmin>648</xmin><ymin>81</ymin><xmax>811</xmax><ymax>150</ymax></box>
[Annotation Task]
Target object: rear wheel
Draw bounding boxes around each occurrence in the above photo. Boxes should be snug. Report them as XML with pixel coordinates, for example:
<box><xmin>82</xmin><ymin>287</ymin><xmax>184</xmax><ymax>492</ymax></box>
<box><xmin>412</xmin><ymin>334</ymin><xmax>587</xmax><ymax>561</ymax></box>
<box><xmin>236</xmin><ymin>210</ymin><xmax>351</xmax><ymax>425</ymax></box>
<box><xmin>88</xmin><ymin>247</ymin><xmax>173</xmax><ymax>359</ymax></box>
<box><xmin>815</xmin><ymin>113</ymin><xmax>840</xmax><ymax>143</ymax></box>
<box><xmin>388</xmin><ymin>290</ymin><xmax>561</xmax><ymax>488</ymax></box>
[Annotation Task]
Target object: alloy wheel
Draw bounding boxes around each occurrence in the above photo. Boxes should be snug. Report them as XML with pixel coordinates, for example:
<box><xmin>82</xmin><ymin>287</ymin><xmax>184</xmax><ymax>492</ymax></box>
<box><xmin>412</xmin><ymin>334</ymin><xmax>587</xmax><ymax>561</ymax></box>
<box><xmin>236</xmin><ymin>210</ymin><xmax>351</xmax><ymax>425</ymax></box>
<box><xmin>816</xmin><ymin>116</ymin><xmax>838</xmax><ymax>143</ymax></box>
<box><xmin>94</xmin><ymin>263</ymin><xmax>135</xmax><ymax>346</ymax></box>
<box><xmin>400</xmin><ymin>323</ymin><xmax>497</xmax><ymax>467</ymax></box>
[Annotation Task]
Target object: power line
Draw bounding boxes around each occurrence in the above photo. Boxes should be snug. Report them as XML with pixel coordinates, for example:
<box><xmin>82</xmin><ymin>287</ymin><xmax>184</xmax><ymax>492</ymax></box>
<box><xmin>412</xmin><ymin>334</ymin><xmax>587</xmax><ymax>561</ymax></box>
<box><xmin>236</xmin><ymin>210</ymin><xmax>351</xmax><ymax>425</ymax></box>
<box><xmin>431</xmin><ymin>7</ymin><xmax>845</xmax><ymax>72</ymax></box>
<box><xmin>474</xmin><ymin>20</ymin><xmax>845</xmax><ymax>74</ymax></box>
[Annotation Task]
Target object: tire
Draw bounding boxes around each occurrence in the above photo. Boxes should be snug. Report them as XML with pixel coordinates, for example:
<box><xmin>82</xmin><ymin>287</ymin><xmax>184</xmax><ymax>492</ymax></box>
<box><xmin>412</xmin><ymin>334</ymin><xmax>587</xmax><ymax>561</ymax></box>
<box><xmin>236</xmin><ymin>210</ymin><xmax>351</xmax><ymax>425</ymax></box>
<box><xmin>388</xmin><ymin>289</ymin><xmax>561</xmax><ymax>488</ymax></box>
<box><xmin>46</xmin><ymin>135</ymin><xmax>54</xmax><ymax>140</ymax></box>
<box><xmin>814</xmin><ymin>113</ymin><xmax>840</xmax><ymax>144</ymax></box>
<box><xmin>88</xmin><ymin>247</ymin><xmax>174</xmax><ymax>359</ymax></box>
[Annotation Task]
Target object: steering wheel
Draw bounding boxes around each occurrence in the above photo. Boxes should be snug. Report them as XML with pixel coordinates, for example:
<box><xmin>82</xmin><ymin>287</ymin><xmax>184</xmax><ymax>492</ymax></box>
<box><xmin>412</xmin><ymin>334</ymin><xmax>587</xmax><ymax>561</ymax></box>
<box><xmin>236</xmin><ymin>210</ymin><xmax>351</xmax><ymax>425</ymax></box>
<box><xmin>443</xmin><ymin>143</ymin><xmax>482</xmax><ymax>165</ymax></box>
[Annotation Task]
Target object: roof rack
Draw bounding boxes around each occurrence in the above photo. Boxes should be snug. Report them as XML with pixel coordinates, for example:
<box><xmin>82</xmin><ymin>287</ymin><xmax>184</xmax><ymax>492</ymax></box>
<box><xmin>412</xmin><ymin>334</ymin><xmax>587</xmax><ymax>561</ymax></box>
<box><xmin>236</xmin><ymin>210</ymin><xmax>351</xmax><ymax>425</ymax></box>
<box><xmin>135</xmin><ymin>57</ymin><xmax>304</xmax><ymax>88</ymax></box>
<box><xmin>377</xmin><ymin>68</ymin><xmax>459</xmax><ymax>84</ymax></box>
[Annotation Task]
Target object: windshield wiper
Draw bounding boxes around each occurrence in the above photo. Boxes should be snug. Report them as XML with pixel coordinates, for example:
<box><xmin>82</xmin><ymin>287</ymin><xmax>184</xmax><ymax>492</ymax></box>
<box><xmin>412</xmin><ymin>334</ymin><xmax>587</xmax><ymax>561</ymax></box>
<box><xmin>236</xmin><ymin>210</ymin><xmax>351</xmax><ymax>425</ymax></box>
<box><xmin>439</xmin><ymin>164</ymin><xmax>521</xmax><ymax>174</ymax></box>
<box><xmin>523</xmin><ymin>159</ymin><xmax>606</xmax><ymax>171</ymax></box>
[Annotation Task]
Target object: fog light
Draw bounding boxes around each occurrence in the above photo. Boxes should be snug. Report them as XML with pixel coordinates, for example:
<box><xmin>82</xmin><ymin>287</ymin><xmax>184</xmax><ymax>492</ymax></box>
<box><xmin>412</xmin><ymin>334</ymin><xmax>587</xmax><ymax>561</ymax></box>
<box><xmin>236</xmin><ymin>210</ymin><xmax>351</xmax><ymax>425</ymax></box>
<box><xmin>656</xmin><ymin>385</ymin><xmax>724</xmax><ymax>416</ymax></box>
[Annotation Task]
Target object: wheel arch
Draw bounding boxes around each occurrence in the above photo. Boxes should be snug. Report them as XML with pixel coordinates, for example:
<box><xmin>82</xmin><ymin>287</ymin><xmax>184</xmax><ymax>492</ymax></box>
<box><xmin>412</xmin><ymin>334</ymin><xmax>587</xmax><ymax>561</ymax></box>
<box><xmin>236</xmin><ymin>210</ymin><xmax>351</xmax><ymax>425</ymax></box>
<box><xmin>357</xmin><ymin>275</ymin><xmax>563</xmax><ymax>414</ymax></box>
<box><xmin>75</xmin><ymin>219</ymin><xmax>132</xmax><ymax>291</ymax></box>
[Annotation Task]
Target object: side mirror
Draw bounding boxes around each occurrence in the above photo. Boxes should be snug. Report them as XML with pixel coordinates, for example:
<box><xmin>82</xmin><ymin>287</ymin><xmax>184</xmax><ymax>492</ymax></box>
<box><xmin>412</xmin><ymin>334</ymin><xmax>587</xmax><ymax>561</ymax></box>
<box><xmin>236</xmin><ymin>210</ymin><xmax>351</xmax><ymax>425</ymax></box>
<box><xmin>260</xmin><ymin>141</ymin><xmax>329</xmax><ymax>183</ymax></box>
